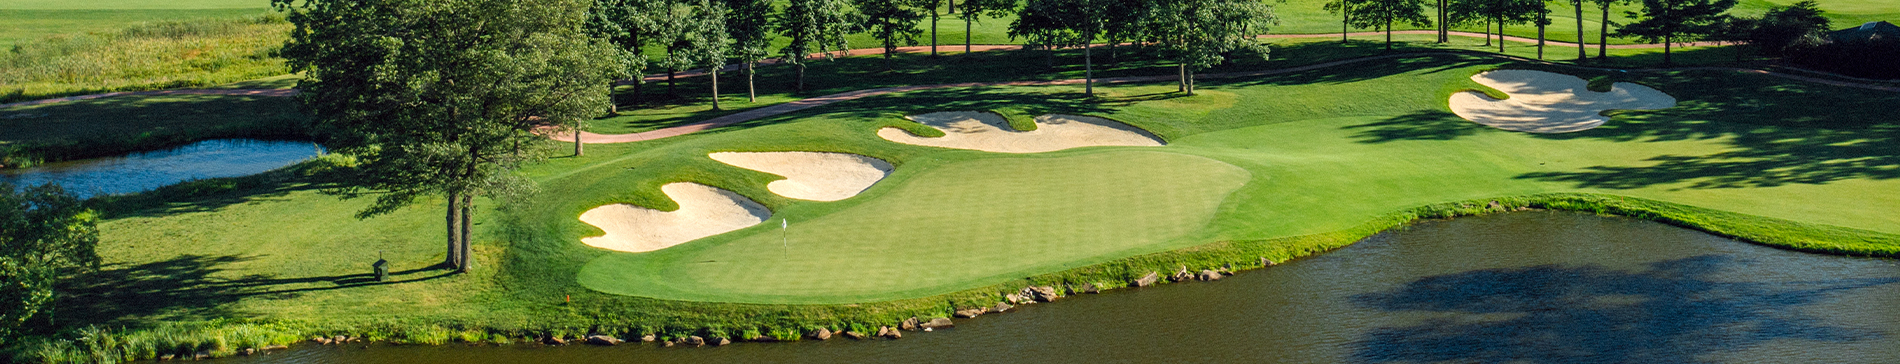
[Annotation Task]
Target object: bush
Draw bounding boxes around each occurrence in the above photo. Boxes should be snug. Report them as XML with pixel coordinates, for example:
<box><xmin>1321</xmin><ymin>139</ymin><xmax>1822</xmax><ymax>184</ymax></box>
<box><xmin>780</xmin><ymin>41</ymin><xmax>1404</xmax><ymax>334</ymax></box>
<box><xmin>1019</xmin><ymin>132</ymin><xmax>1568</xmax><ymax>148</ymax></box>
<box><xmin>1785</xmin><ymin>39</ymin><xmax>1900</xmax><ymax>79</ymax></box>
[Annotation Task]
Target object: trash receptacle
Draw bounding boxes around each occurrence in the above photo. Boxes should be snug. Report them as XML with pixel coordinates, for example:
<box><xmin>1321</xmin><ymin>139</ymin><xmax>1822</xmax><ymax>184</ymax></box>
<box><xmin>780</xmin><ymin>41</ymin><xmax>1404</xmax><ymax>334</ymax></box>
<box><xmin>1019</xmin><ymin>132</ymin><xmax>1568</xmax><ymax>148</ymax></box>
<box><xmin>373</xmin><ymin>258</ymin><xmax>389</xmax><ymax>282</ymax></box>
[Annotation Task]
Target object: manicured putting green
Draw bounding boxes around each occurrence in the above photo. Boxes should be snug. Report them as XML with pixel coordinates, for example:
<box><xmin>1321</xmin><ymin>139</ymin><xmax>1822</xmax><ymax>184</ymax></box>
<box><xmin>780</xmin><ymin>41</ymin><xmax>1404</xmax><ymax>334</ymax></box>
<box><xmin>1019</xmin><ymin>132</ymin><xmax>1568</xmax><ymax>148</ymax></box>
<box><xmin>578</xmin><ymin>151</ymin><xmax>1250</xmax><ymax>304</ymax></box>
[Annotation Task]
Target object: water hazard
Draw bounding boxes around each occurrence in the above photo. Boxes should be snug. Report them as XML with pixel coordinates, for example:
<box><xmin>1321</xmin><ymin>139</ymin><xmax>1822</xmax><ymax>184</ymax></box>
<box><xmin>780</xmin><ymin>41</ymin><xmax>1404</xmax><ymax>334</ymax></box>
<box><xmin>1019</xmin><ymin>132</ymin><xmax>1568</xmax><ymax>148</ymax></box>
<box><xmin>0</xmin><ymin>139</ymin><xmax>321</xmax><ymax>197</ymax></box>
<box><xmin>229</xmin><ymin>212</ymin><xmax>1900</xmax><ymax>363</ymax></box>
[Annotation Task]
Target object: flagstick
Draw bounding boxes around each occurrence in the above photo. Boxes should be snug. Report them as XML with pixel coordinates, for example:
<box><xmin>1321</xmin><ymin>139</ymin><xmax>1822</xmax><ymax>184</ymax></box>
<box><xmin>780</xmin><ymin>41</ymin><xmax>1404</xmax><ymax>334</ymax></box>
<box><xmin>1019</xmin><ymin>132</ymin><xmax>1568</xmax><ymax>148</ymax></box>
<box><xmin>781</xmin><ymin>218</ymin><xmax>789</xmax><ymax>258</ymax></box>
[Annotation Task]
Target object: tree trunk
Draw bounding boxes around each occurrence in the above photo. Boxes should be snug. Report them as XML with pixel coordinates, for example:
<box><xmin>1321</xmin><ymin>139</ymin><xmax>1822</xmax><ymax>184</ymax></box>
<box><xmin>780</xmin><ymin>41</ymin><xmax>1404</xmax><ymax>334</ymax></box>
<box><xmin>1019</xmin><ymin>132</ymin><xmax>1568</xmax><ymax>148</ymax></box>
<box><xmin>711</xmin><ymin>68</ymin><xmax>721</xmax><ymax>111</ymax></box>
<box><xmin>1045</xmin><ymin>45</ymin><xmax>1054</xmax><ymax>69</ymax></box>
<box><xmin>1485</xmin><ymin>21</ymin><xmax>1493</xmax><ymax>46</ymax></box>
<box><xmin>667</xmin><ymin>70</ymin><xmax>677</xmax><ymax>95</ymax></box>
<box><xmin>1598</xmin><ymin>1</ymin><xmax>1610</xmax><ymax>59</ymax></box>
<box><xmin>444</xmin><ymin>194</ymin><xmax>462</xmax><ymax>269</ymax></box>
<box><xmin>1663</xmin><ymin>35</ymin><xmax>1672</xmax><ymax>66</ymax></box>
<box><xmin>1186</xmin><ymin>68</ymin><xmax>1196</xmax><ymax>96</ymax></box>
<box><xmin>632</xmin><ymin>78</ymin><xmax>643</xmax><ymax>105</ymax></box>
<box><xmin>1342</xmin><ymin>11</ymin><xmax>1350</xmax><ymax>43</ymax></box>
<box><xmin>1497</xmin><ymin>15</ymin><xmax>1506</xmax><ymax>53</ymax></box>
<box><xmin>1084</xmin><ymin>41</ymin><xmax>1094</xmax><ymax>96</ymax></box>
<box><xmin>796</xmin><ymin>63</ymin><xmax>807</xmax><ymax>93</ymax></box>
<box><xmin>884</xmin><ymin>44</ymin><xmax>894</xmax><ymax>71</ymax></box>
<box><xmin>931</xmin><ymin>14</ymin><xmax>940</xmax><ymax>57</ymax></box>
<box><xmin>966</xmin><ymin>19</ymin><xmax>973</xmax><ymax>54</ymax></box>
<box><xmin>1386</xmin><ymin>18</ymin><xmax>1394</xmax><ymax>51</ymax></box>
<box><xmin>1537</xmin><ymin>16</ymin><xmax>1546</xmax><ymax>59</ymax></box>
<box><xmin>1178</xmin><ymin>63</ymin><xmax>1186</xmax><ymax>92</ymax></box>
<box><xmin>573</xmin><ymin>127</ymin><xmax>583</xmax><ymax>156</ymax></box>
<box><xmin>746</xmin><ymin>62</ymin><xmax>756</xmax><ymax>102</ymax></box>
<box><xmin>1576</xmin><ymin>0</ymin><xmax>1587</xmax><ymax>60</ymax></box>
<box><xmin>458</xmin><ymin>194</ymin><xmax>472</xmax><ymax>272</ymax></box>
<box><xmin>1439</xmin><ymin>0</ymin><xmax>1449</xmax><ymax>42</ymax></box>
<box><xmin>948</xmin><ymin>0</ymin><xmax>956</xmax><ymax>14</ymax></box>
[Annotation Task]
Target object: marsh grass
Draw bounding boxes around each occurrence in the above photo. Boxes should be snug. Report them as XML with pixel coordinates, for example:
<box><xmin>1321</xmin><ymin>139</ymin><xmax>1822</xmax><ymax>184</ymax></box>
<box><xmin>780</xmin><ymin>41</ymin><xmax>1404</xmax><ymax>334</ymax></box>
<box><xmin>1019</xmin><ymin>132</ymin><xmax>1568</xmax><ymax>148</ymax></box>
<box><xmin>0</xmin><ymin>14</ymin><xmax>291</xmax><ymax>104</ymax></box>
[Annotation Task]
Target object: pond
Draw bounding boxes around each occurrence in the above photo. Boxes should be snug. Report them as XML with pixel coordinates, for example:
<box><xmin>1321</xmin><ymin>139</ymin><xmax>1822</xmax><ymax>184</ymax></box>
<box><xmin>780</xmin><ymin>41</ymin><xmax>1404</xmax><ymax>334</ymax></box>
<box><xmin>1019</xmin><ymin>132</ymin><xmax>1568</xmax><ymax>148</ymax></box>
<box><xmin>0</xmin><ymin>139</ymin><xmax>322</xmax><ymax>198</ymax></box>
<box><xmin>228</xmin><ymin>211</ymin><xmax>1900</xmax><ymax>363</ymax></box>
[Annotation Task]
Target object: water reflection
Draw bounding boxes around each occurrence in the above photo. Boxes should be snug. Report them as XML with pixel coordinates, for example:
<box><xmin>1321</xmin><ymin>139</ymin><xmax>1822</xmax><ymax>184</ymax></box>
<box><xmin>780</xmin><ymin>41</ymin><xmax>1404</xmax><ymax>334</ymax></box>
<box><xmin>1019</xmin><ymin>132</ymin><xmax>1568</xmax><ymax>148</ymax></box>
<box><xmin>0</xmin><ymin>139</ymin><xmax>321</xmax><ymax>197</ymax></box>
<box><xmin>1354</xmin><ymin>256</ymin><xmax>1896</xmax><ymax>364</ymax></box>
<box><xmin>222</xmin><ymin>212</ymin><xmax>1900</xmax><ymax>364</ymax></box>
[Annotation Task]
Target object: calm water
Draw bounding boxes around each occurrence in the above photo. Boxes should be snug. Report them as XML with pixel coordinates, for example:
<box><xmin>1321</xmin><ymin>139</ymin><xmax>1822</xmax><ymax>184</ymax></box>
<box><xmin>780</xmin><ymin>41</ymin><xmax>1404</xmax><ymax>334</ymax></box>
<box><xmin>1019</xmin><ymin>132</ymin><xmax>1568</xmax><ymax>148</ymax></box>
<box><xmin>0</xmin><ymin>139</ymin><xmax>321</xmax><ymax>197</ymax></box>
<box><xmin>230</xmin><ymin>212</ymin><xmax>1900</xmax><ymax>363</ymax></box>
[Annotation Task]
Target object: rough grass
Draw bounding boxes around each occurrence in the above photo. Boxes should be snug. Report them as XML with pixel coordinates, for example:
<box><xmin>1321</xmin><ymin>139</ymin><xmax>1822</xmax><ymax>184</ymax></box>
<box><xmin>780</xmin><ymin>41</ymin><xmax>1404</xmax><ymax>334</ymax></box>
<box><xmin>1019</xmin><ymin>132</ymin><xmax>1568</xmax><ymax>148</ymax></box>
<box><xmin>8</xmin><ymin>48</ymin><xmax>1900</xmax><ymax>361</ymax></box>
<box><xmin>0</xmin><ymin>14</ymin><xmax>291</xmax><ymax>104</ymax></box>
<box><xmin>0</xmin><ymin>93</ymin><xmax>308</xmax><ymax>168</ymax></box>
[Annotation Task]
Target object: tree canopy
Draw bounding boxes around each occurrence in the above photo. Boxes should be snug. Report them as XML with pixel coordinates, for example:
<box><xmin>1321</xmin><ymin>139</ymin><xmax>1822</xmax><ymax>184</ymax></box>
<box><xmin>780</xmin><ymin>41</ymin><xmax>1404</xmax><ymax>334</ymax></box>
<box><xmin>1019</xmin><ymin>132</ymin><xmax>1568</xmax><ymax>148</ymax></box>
<box><xmin>274</xmin><ymin>0</ymin><xmax>625</xmax><ymax>271</ymax></box>
<box><xmin>1145</xmin><ymin>0</ymin><xmax>1277</xmax><ymax>95</ymax></box>
<box><xmin>0</xmin><ymin>183</ymin><xmax>98</xmax><ymax>340</ymax></box>
<box><xmin>1617</xmin><ymin>0</ymin><xmax>1739</xmax><ymax>65</ymax></box>
<box><xmin>775</xmin><ymin>0</ymin><xmax>858</xmax><ymax>91</ymax></box>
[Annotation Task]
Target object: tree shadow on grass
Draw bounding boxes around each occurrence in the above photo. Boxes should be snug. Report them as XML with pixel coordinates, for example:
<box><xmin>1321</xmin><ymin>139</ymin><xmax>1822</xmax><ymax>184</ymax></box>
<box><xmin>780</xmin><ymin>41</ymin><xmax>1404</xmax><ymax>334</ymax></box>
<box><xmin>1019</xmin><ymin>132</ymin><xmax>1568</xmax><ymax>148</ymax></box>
<box><xmin>1340</xmin><ymin>65</ymin><xmax>1900</xmax><ymax>190</ymax></box>
<box><xmin>1352</xmin><ymin>255</ymin><xmax>1898</xmax><ymax>364</ymax></box>
<box><xmin>54</xmin><ymin>254</ymin><xmax>454</xmax><ymax>327</ymax></box>
<box><xmin>1343</xmin><ymin>110</ymin><xmax>1494</xmax><ymax>143</ymax></box>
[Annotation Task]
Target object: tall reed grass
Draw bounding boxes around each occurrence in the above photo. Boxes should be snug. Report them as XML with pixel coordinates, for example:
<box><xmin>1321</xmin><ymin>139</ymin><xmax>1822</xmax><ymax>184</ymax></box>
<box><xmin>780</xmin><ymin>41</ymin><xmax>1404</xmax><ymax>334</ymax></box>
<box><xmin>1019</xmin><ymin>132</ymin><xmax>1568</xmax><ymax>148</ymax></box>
<box><xmin>0</xmin><ymin>14</ymin><xmax>292</xmax><ymax>104</ymax></box>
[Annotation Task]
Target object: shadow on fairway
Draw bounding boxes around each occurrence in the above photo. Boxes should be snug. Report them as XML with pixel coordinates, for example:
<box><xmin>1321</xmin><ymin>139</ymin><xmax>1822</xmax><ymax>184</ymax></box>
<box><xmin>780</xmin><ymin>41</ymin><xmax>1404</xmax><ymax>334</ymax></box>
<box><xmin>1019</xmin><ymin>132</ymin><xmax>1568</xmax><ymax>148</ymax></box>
<box><xmin>56</xmin><ymin>254</ymin><xmax>452</xmax><ymax>326</ymax></box>
<box><xmin>1340</xmin><ymin>65</ymin><xmax>1900</xmax><ymax>189</ymax></box>
<box><xmin>1351</xmin><ymin>255</ymin><xmax>1897</xmax><ymax>363</ymax></box>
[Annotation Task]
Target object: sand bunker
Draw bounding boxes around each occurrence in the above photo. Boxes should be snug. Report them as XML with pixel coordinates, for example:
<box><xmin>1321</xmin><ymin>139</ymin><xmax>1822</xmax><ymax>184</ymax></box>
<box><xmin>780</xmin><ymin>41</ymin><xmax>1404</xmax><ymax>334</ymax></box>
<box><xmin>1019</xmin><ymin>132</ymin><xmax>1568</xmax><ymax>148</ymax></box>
<box><xmin>708</xmin><ymin>152</ymin><xmax>894</xmax><ymax>201</ymax></box>
<box><xmin>1449</xmin><ymin>70</ymin><xmax>1677</xmax><ymax>133</ymax></box>
<box><xmin>579</xmin><ymin>182</ymin><xmax>771</xmax><ymax>253</ymax></box>
<box><xmin>878</xmin><ymin>111</ymin><xmax>1164</xmax><ymax>153</ymax></box>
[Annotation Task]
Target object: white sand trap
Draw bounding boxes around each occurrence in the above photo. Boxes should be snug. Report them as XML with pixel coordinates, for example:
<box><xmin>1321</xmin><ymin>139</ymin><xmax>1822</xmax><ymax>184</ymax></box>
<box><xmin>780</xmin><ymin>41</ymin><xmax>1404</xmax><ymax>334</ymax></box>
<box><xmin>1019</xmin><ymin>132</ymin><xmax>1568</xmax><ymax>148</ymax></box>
<box><xmin>579</xmin><ymin>182</ymin><xmax>771</xmax><ymax>253</ymax></box>
<box><xmin>878</xmin><ymin>111</ymin><xmax>1164</xmax><ymax>153</ymax></box>
<box><xmin>1450</xmin><ymin>70</ymin><xmax>1677</xmax><ymax>133</ymax></box>
<box><xmin>708</xmin><ymin>152</ymin><xmax>894</xmax><ymax>201</ymax></box>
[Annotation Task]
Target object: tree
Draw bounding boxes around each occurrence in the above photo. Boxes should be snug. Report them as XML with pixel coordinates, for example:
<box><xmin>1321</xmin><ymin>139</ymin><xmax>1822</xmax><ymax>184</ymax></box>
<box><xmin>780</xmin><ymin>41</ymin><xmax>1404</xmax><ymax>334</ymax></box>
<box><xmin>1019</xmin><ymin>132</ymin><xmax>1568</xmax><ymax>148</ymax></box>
<box><xmin>684</xmin><ymin>0</ymin><xmax>732</xmax><ymax>110</ymax></box>
<box><xmin>1345</xmin><ymin>0</ymin><xmax>1433</xmax><ymax>50</ymax></box>
<box><xmin>1562</xmin><ymin>0</ymin><xmax>1586</xmax><ymax>60</ymax></box>
<box><xmin>856</xmin><ymin>0</ymin><xmax>928</xmax><ymax>71</ymax></box>
<box><xmin>727</xmin><ymin>0</ymin><xmax>774</xmax><ymax>102</ymax></box>
<box><xmin>1743</xmin><ymin>1</ymin><xmax>1829</xmax><ymax>56</ymax></box>
<box><xmin>275</xmin><ymin>0</ymin><xmax>624</xmax><ymax>272</ymax></box>
<box><xmin>1145</xmin><ymin>0</ymin><xmax>1277</xmax><ymax>96</ymax></box>
<box><xmin>1323</xmin><ymin>0</ymin><xmax>1368</xmax><ymax>43</ymax></box>
<box><xmin>0</xmin><ymin>183</ymin><xmax>98</xmax><ymax>340</ymax></box>
<box><xmin>1010</xmin><ymin>0</ymin><xmax>1111</xmax><ymax>95</ymax></box>
<box><xmin>1617</xmin><ymin>0</ymin><xmax>1737</xmax><ymax>65</ymax></box>
<box><xmin>956</xmin><ymin>0</ymin><xmax>1015</xmax><ymax>54</ymax></box>
<box><xmin>586</xmin><ymin>0</ymin><xmax>659</xmax><ymax>110</ymax></box>
<box><xmin>775</xmin><ymin>0</ymin><xmax>856</xmax><ymax>92</ymax></box>
<box><xmin>917</xmin><ymin>0</ymin><xmax>945</xmax><ymax>56</ymax></box>
<box><xmin>1589</xmin><ymin>0</ymin><xmax>1626</xmax><ymax>59</ymax></box>
<box><xmin>1532</xmin><ymin>0</ymin><xmax>1551</xmax><ymax>58</ymax></box>
<box><xmin>1451</xmin><ymin>0</ymin><xmax>1540</xmax><ymax>52</ymax></box>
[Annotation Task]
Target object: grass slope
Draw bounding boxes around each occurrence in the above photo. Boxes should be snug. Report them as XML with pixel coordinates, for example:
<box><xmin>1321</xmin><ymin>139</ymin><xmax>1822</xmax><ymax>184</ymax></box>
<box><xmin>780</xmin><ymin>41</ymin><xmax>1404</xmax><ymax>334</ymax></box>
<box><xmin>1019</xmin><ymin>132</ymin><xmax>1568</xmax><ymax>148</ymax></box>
<box><xmin>13</xmin><ymin>47</ymin><xmax>1898</xmax><ymax>360</ymax></box>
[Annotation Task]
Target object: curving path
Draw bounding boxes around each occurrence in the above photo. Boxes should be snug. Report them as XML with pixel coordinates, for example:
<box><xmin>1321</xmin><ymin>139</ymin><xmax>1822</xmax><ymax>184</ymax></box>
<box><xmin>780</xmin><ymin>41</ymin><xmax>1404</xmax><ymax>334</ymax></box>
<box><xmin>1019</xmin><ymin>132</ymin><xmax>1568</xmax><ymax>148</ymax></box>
<box><xmin>563</xmin><ymin>51</ymin><xmax>1900</xmax><ymax>144</ymax></box>
<box><xmin>0</xmin><ymin>89</ymin><xmax>299</xmax><ymax>109</ymax></box>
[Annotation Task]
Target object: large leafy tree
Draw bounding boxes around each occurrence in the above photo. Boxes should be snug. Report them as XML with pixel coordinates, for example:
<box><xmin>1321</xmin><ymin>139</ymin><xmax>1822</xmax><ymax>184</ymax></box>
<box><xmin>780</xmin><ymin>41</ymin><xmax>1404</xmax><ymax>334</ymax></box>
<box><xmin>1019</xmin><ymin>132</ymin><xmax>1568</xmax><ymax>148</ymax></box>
<box><xmin>1145</xmin><ymin>0</ymin><xmax>1276</xmax><ymax>96</ymax></box>
<box><xmin>0</xmin><ymin>183</ymin><xmax>98</xmax><ymax>340</ymax></box>
<box><xmin>275</xmin><ymin>0</ymin><xmax>624</xmax><ymax>271</ymax></box>
<box><xmin>583</xmin><ymin>0</ymin><xmax>658</xmax><ymax>155</ymax></box>
<box><xmin>955</xmin><ymin>0</ymin><xmax>1016</xmax><ymax>54</ymax></box>
<box><xmin>1450</xmin><ymin>0</ymin><xmax>1541</xmax><ymax>52</ymax></box>
<box><xmin>1617</xmin><ymin>0</ymin><xmax>1737</xmax><ymax>65</ymax></box>
<box><xmin>775</xmin><ymin>0</ymin><xmax>857</xmax><ymax>92</ymax></box>
<box><xmin>1345</xmin><ymin>0</ymin><xmax>1434</xmax><ymax>50</ymax></box>
<box><xmin>727</xmin><ymin>0</ymin><xmax>774</xmax><ymax>102</ymax></box>
<box><xmin>684</xmin><ymin>0</ymin><xmax>732</xmax><ymax>110</ymax></box>
<box><xmin>856</xmin><ymin>0</ymin><xmax>928</xmax><ymax>71</ymax></box>
<box><xmin>1011</xmin><ymin>0</ymin><xmax>1111</xmax><ymax>95</ymax></box>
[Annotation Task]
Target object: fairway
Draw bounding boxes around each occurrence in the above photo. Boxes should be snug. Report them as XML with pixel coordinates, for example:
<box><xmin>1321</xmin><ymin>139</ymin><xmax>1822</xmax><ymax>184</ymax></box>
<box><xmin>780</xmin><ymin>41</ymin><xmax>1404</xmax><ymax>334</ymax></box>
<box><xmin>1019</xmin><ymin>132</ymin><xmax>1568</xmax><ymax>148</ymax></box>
<box><xmin>579</xmin><ymin>151</ymin><xmax>1251</xmax><ymax>303</ymax></box>
<box><xmin>549</xmin><ymin>54</ymin><xmax>1900</xmax><ymax>304</ymax></box>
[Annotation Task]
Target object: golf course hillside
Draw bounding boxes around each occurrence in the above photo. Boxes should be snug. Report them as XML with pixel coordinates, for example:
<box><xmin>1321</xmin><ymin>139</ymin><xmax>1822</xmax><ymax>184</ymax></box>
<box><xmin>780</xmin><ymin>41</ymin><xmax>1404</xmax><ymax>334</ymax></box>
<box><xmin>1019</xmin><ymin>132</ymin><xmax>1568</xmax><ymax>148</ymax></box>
<box><xmin>522</xmin><ymin>53</ymin><xmax>1900</xmax><ymax>305</ymax></box>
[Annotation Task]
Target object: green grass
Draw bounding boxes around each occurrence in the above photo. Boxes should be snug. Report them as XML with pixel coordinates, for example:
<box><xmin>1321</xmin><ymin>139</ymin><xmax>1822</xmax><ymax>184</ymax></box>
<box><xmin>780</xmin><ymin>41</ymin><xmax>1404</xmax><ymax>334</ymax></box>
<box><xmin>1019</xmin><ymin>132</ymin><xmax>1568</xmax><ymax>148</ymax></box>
<box><xmin>0</xmin><ymin>93</ymin><xmax>307</xmax><ymax>167</ymax></box>
<box><xmin>8</xmin><ymin>38</ymin><xmax>1900</xmax><ymax>361</ymax></box>
<box><xmin>0</xmin><ymin>15</ymin><xmax>291</xmax><ymax>104</ymax></box>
